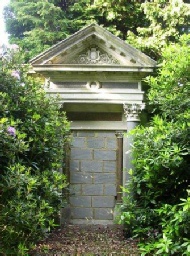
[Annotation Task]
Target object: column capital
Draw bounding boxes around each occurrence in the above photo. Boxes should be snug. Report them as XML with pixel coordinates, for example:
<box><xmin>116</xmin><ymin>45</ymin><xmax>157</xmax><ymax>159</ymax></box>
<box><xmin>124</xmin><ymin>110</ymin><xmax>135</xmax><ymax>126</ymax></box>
<box><xmin>123</xmin><ymin>103</ymin><xmax>145</xmax><ymax>122</ymax></box>
<box><xmin>115</xmin><ymin>131</ymin><xmax>124</xmax><ymax>138</ymax></box>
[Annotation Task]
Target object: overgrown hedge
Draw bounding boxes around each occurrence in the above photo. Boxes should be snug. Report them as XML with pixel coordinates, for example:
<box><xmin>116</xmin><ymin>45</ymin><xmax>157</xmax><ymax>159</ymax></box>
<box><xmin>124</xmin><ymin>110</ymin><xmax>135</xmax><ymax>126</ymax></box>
<box><xmin>0</xmin><ymin>46</ymin><xmax>70</xmax><ymax>255</ymax></box>
<box><xmin>120</xmin><ymin>35</ymin><xmax>190</xmax><ymax>255</ymax></box>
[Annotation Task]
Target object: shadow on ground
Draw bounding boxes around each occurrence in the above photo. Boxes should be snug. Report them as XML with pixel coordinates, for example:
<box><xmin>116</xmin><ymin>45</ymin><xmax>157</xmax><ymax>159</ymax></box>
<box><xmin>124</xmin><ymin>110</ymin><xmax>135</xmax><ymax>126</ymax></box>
<box><xmin>30</xmin><ymin>224</ymin><xmax>139</xmax><ymax>255</ymax></box>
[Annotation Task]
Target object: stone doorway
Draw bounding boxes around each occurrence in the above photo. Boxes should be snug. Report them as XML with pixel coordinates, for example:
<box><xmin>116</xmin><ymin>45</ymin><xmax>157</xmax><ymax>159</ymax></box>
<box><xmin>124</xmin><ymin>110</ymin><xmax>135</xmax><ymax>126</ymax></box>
<box><xmin>69</xmin><ymin>130</ymin><xmax>121</xmax><ymax>224</ymax></box>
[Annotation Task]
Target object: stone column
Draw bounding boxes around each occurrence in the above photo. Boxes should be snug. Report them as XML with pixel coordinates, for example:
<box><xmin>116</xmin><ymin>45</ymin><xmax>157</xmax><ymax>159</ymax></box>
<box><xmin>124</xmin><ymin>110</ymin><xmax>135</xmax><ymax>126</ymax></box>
<box><xmin>123</xmin><ymin>103</ymin><xmax>144</xmax><ymax>193</ymax></box>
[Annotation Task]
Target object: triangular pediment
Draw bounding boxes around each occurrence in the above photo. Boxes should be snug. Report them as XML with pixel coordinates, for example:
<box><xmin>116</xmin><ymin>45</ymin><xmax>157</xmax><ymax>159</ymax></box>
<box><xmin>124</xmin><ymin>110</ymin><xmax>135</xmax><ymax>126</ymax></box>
<box><xmin>30</xmin><ymin>24</ymin><xmax>156</xmax><ymax>70</ymax></box>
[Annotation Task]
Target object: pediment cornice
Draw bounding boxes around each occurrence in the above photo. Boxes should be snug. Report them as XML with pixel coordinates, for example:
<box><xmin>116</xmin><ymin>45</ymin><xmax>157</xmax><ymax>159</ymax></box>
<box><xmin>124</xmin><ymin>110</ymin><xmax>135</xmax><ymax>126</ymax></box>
<box><xmin>32</xmin><ymin>64</ymin><xmax>154</xmax><ymax>72</ymax></box>
<box><xmin>30</xmin><ymin>24</ymin><xmax>156</xmax><ymax>70</ymax></box>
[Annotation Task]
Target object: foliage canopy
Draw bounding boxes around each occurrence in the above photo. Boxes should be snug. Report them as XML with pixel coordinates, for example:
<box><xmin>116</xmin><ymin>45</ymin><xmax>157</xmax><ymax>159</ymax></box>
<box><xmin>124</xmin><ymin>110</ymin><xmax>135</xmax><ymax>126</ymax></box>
<box><xmin>4</xmin><ymin>0</ymin><xmax>189</xmax><ymax>60</ymax></box>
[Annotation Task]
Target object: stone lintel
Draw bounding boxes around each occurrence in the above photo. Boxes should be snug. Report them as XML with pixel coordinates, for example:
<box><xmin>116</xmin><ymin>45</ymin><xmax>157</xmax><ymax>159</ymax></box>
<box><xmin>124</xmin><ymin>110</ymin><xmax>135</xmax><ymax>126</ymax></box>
<box><xmin>70</xmin><ymin>121</ymin><xmax>127</xmax><ymax>130</ymax></box>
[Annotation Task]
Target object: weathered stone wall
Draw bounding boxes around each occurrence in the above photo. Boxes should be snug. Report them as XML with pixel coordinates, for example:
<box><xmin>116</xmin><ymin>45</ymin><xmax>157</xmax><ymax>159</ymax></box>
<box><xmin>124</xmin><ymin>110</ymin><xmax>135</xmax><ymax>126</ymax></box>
<box><xmin>69</xmin><ymin>130</ymin><xmax>117</xmax><ymax>224</ymax></box>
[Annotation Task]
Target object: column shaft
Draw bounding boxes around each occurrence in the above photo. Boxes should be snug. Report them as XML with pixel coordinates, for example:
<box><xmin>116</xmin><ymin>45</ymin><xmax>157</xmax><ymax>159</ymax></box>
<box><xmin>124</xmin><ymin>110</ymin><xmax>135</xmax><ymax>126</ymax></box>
<box><xmin>123</xmin><ymin>103</ymin><xmax>144</xmax><ymax>194</ymax></box>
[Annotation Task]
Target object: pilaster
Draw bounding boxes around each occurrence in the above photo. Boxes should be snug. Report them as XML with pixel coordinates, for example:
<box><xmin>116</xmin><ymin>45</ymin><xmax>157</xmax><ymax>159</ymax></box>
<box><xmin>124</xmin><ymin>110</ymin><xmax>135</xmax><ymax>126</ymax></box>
<box><xmin>115</xmin><ymin>131</ymin><xmax>124</xmax><ymax>202</ymax></box>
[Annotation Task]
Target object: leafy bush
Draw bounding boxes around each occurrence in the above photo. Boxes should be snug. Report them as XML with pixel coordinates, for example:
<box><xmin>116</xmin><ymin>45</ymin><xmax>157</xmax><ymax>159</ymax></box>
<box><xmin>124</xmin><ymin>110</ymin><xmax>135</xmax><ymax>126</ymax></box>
<box><xmin>120</xmin><ymin>35</ymin><xmax>190</xmax><ymax>255</ymax></box>
<box><xmin>0</xmin><ymin>46</ymin><xmax>69</xmax><ymax>255</ymax></box>
<box><xmin>139</xmin><ymin>193</ymin><xmax>190</xmax><ymax>256</ymax></box>
<box><xmin>121</xmin><ymin>188</ymin><xmax>189</xmax><ymax>255</ymax></box>
<box><xmin>132</xmin><ymin>117</ymin><xmax>189</xmax><ymax>207</ymax></box>
<box><xmin>120</xmin><ymin>191</ymin><xmax>159</xmax><ymax>240</ymax></box>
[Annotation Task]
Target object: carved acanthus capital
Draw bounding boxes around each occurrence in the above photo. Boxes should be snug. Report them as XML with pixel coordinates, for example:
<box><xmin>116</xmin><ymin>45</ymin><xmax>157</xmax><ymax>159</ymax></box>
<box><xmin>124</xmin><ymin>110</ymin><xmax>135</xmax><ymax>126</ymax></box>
<box><xmin>115</xmin><ymin>131</ymin><xmax>124</xmax><ymax>139</ymax></box>
<box><xmin>123</xmin><ymin>103</ymin><xmax>145</xmax><ymax>121</ymax></box>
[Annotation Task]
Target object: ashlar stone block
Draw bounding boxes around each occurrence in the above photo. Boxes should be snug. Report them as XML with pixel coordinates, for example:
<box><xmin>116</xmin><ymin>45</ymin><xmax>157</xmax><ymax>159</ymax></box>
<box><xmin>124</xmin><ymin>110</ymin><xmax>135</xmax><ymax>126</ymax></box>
<box><xmin>104</xmin><ymin>184</ymin><xmax>117</xmax><ymax>196</ymax></box>
<box><xmin>71</xmin><ymin>137</ymin><xmax>86</xmax><ymax>148</ymax></box>
<box><xmin>92</xmin><ymin>196</ymin><xmax>115</xmax><ymax>208</ymax></box>
<box><xmin>103</xmin><ymin>161</ymin><xmax>116</xmax><ymax>172</ymax></box>
<box><xmin>71</xmin><ymin>148</ymin><xmax>92</xmax><ymax>160</ymax></box>
<box><xmin>81</xmin><ymin>160</ymin><xmax>103</xmax><ymax>172</ymax></box>
<box><xmin>72</xmin><ymin>208</ymin><xmax>93</xmax><ymax>219</ymax></box>
<box><xmin>69</xmin><ymin>184</ymin><xmax>82</xmax><ymax>195</ymax></box>
<box><xmin>94</xmin><ymin>150</ymin><xmax>116</xmax><ymax>161</ymax></box>
<box><xmin>93</xmin><ymin>173</ymin><xmax>116</xmax><ymax>184</ymax></box>
<box><xmin>82</xmin><ymin>184</ymin><xmax>103</xmax><ymax>195</ymax></box>
<box><xmin>70</xmin><ymin>172</ymin><xmax>92</xmax><ymax>184</ymax></box>
<box><xmin>87</xmin><ymin>138</ymin><xmax>105</xmax><ymax>149</ymax></box>
<box><xmin>70</xmin><ymin>196</ymin><xmax>91</xmax><ymax>207</ymax></box>
<box><xmin>70</xmin><ymin>160</ymin><xmax>80</xmax><ymax>172</ymax></box>
<box><xmin>94</xmin><ymin>208</ymin><xmax>113</xmax><ymax>220</ymax></box>
<box><xmin>106</xmin><ymin>138</ymin><xmax>117</xmax><ymax>149</ymax></box>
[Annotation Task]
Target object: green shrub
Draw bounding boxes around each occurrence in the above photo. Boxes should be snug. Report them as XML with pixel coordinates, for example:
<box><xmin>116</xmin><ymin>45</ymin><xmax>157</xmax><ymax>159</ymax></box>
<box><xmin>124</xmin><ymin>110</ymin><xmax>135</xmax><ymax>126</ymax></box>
<box><xmin>120</xmin><ymin>189</ymin><xmax>189</xmax><ymax>255</ymax></box>
<box><xmin>139</xmin><ymin>193</ymin><xmax>190</xmax><ymax>255</ymax></box>
<box><xmin>0</xmin><ymin>46</ymin><xmax>69</xmax><ymax>255</ymax></box>
<box><xmin>120</xmin><ymin>35</ymin><xmax>190</xmax><ymax>255</ymax></box>
<box><xmin>120</xmin><ymin>193</ymin><xmax>159</xmax><ymax>240</ymax></box>
<box><xmin>132</xmin><ymin>117</ymin><xmax>189</xmax><ymax>207</ymax></box>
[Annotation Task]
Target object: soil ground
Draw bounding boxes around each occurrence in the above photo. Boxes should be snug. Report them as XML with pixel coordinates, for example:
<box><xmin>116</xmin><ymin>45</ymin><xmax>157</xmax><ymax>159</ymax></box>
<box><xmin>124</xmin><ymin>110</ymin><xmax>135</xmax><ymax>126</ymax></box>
<box><xmin>30</xmin><ymin>224</ymin><xmax>140</xmax><ymax>256</ymax></box>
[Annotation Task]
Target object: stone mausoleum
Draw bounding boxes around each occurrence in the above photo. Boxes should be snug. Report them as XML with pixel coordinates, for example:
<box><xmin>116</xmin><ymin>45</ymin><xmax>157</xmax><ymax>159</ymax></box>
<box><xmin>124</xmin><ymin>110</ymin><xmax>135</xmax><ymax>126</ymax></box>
<box><xmin>30</xmin><ymin>24</ymin><xmax>156</xmax><ymax>224</ymax></box>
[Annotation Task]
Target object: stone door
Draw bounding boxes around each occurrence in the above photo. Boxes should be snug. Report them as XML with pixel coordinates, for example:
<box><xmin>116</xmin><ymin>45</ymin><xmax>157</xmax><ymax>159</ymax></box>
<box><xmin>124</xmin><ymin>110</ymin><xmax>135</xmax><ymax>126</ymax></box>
<box><xmin>69</xmin><ymin>130</ymin><xmax>119</xmax><ymax>224</ymax></box>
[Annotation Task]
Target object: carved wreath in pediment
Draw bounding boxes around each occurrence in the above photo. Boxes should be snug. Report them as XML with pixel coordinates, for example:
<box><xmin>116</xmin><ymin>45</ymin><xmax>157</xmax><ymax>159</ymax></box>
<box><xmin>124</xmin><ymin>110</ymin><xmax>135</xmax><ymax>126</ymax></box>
<box><xmin>73</xmin><ymin>47</ymin><xmax>119</xmax><ymax>65</ymax></box>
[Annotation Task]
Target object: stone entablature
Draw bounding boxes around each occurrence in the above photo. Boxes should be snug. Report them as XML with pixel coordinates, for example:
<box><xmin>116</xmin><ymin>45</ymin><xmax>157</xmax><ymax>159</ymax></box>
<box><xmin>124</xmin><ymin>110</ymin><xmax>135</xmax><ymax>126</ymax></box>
<box><xmin>30</xmin><ymin>24</ymin><xmax>156</xmax><ymax>108</ymax></box>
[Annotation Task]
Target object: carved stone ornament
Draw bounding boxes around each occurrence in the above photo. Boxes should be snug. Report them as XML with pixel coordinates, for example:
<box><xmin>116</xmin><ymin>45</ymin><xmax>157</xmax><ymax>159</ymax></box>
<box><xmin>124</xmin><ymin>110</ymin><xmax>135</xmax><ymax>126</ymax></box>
<box><xmin>73</xmin><ymin>47</ymin><xmax>119</xmax><ymax>64</ymax></box>
<box><xmin>115</xmin><ymin>131</ymin><xmax>124</xmax><ymax>139</ymax></box>
<box><xmin>123</xmin><ymin>103</ymin><xmax>145</xmax><ymax>121</ymax></box>
<box><xmin>86</xmin><ymin>81</ymin><xmax>101</xmax><ymax>89</ymax></box>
